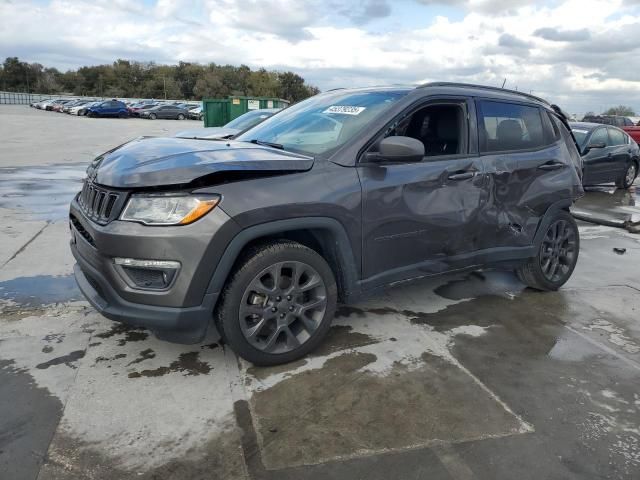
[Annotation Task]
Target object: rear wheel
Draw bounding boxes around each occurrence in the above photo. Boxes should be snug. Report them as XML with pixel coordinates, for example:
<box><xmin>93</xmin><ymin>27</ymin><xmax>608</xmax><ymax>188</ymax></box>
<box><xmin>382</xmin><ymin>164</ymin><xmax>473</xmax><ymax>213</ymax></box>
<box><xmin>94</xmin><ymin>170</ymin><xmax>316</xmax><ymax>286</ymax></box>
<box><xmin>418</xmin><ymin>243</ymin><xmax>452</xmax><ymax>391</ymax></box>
<box><xmin>616</xmin><ymin>161</ymin><xmax>638</xmax><ymax>189</ymax></box>
<box><xmin>217</xmin><ymin>240</ymin><xmax>337</xmax><ymax>366</ymax></box>
<box><xmin>517</xmin><ymin>210</ymin><xmax>579</xmax><ymax>291</ymax></box>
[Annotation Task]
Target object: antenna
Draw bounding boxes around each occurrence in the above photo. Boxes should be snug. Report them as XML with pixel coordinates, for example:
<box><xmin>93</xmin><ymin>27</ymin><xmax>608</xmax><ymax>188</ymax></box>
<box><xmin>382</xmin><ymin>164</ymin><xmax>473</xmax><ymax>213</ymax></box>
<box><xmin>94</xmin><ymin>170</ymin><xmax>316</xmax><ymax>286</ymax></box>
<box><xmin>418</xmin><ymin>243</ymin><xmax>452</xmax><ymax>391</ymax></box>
<box><xmin>501</xmin><ymin>78</ymin><xmax>507</xmax><ymax>89</ymax></box>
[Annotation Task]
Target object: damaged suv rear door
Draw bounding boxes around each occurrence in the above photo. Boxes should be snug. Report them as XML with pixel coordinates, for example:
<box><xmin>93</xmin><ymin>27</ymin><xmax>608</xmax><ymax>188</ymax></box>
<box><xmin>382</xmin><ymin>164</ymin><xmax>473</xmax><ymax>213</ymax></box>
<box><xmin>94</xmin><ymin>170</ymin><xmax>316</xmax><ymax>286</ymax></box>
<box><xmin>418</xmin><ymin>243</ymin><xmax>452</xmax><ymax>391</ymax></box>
<box><xmin>476</xmin><ymin>99</ymin><xmax>576</xmax><ymax>249</ymax></box>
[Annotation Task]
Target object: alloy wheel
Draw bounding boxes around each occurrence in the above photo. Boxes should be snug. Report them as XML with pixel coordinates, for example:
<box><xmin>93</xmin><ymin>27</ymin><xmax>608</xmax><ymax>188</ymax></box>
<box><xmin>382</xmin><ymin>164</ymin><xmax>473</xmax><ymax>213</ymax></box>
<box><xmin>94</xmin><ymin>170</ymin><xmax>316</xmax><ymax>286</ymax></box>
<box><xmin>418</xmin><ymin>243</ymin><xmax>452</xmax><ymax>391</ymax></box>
<box><xmin>626</xmin><ymin>163</ymin><xmax>637</xmax><ymax>186</ymax></box>
<box><xmin>539</xmin><ymin>219</ymin><xmax>578</xmax><ymax>283</ymax></box>
<box><xmin>238</xmin><ymin>261</ymin><xmax>327</xmax><ymax>354</ymax></box>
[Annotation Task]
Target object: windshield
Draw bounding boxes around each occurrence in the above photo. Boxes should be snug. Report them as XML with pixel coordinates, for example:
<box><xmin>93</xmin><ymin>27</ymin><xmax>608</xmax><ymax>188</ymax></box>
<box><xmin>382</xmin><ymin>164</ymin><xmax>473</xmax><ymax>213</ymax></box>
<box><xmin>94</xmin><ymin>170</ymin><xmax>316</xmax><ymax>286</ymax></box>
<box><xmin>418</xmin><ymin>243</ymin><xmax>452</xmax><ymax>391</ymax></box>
<box><xmin>225</xmin><ymin>110</ymin><xmax>275</xmax><ymax>130</ymax></box>
<box><xmin>235</xmin><ymin>90</ymin><xmax>407</xmax><ymax>155</ymax></box>
<box><xmin>571</xmin><ymin>129</ymin><xmax>589</xmax><ymax>147</ymax></box>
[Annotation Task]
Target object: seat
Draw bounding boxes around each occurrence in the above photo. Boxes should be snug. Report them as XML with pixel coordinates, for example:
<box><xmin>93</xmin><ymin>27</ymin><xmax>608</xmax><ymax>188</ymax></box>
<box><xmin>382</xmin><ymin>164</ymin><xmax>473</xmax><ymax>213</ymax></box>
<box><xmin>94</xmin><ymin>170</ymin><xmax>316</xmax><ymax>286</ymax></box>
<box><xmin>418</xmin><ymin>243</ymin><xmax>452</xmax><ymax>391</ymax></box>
<box><xmin>435</xmin><ymin>112</ymin><xmax>459</xmax><ymax>154</ymax></box>
<box><xmin>496</xmin><ymin>119</ymin><xmax>524</xmax><ymax>150</ymax></box>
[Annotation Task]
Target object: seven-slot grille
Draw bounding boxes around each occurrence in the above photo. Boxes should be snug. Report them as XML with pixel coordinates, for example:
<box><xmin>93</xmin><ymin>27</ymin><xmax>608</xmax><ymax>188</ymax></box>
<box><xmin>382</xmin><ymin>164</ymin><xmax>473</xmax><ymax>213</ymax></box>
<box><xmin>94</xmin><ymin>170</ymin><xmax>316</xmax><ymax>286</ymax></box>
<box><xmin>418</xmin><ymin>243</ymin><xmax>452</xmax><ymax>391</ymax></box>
<box><xmin>78</xmin><ymin>181</ymin><xmax>124</xmax><ymax>225</ymax></box>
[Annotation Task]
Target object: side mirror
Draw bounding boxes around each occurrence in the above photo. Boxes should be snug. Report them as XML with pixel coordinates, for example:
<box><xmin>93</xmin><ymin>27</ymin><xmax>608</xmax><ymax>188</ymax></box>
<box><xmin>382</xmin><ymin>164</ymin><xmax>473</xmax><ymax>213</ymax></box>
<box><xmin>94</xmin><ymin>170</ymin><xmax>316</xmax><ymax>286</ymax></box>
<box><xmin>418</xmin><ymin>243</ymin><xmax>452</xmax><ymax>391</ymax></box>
<box><xmin>366</xmin><ymin>136</ymin><xmax>425</xmax><ymax>163</ymax></box>
<box><xmin>584</xmin><ymin>142</ymin><xmax>606</xmax><ymax>153</ymax></box>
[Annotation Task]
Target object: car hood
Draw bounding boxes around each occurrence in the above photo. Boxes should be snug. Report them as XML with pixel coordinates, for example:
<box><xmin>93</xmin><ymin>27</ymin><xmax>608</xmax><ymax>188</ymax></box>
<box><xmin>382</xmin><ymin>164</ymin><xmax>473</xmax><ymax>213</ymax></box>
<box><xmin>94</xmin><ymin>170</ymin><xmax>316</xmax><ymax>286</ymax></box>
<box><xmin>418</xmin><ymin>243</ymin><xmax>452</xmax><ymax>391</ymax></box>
<box><xmin>89</xmin><ymin>136</ymin><xmax>314</xmax><ymax>188</ymax></box>
<box><xmin>174</xmin><ymin>127</ymin><xmax>239</xmax><ymax>140</ymax></box>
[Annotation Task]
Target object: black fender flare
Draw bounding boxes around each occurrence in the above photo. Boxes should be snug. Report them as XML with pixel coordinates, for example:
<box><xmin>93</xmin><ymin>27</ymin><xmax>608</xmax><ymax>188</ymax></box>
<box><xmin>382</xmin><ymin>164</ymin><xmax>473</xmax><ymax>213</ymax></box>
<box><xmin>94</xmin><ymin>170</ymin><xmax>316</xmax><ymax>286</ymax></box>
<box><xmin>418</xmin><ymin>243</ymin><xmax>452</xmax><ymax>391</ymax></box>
<box><xmin>532</xmin><ymin>198</ymin><xmax>574</xmax><ymax>249</ymax></box>
<box><xmin>205</xmin><ymin>217</ymin><xmax>360</xmax><ymax>298</ymax></box>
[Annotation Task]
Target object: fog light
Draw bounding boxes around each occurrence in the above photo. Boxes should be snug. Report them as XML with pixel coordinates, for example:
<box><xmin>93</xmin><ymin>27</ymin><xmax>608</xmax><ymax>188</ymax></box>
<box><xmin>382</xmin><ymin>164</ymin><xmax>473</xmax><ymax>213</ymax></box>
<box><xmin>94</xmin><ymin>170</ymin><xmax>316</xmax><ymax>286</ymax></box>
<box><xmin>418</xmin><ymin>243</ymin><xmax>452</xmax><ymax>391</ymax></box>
<box><xmin>114</xmin><ymin>258</ymin><xmax>180</xmax><ymax>269</ymax></box>
<box><xmin>114</xmin><ymin>257</ymin><xmax>180</xmax><ymax>290</ymax></box>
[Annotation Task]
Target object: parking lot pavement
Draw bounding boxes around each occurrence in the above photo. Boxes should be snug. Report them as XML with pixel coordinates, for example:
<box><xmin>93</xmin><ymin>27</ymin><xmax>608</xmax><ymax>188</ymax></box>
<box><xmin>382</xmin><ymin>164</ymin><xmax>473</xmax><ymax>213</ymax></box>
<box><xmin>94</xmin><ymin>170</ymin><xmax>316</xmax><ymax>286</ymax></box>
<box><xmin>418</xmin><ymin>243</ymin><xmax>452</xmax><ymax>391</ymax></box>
<box><xmin>0</xmin><ymin>105</ymin><xmax>191</xmax><ymax>167</ymax></box>
<box><xmin>1</xmin><ymin>109</ymin><xmax>639</xmax><ymax>479</ymax></box>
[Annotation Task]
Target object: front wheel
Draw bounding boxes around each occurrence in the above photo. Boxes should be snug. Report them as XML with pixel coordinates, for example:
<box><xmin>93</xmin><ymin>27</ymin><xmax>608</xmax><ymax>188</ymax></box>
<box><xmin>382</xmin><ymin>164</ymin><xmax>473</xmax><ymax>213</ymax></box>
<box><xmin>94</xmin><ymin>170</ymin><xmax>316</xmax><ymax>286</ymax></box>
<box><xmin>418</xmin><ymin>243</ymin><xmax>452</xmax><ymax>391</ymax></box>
<box><xmin>616</xmin><ymin>162</ymin><xmax>638</xmax><ymax>189</ymax></box>
<box><xmin>216</xmin><ymin>241</ymin><xmax>337</xmax><ymax>366</ymax></box>
<box><xmin>517</xmin><ymin>210</ymin><xmax>579</xmax><ymax>291</ymax></box>
<box><xmin>177</xmin><ymin>113</ymin><xmax>185</xmax><ymax>120</ymax></box>
<box><xmin>149</xmin><ymin>113</ymin><xmax>157</xmax><ymax>120</ymax></box>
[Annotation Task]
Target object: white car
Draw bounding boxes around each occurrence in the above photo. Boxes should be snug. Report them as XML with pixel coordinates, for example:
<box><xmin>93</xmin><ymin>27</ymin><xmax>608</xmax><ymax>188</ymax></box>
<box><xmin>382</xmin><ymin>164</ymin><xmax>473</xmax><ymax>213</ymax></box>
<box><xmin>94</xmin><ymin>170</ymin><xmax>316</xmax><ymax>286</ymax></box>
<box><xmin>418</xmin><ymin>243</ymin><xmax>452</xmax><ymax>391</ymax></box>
<box><xmin>175</xmin><ymin>109</ymin><xmax>280</xmax><ymax>139</ymax></box>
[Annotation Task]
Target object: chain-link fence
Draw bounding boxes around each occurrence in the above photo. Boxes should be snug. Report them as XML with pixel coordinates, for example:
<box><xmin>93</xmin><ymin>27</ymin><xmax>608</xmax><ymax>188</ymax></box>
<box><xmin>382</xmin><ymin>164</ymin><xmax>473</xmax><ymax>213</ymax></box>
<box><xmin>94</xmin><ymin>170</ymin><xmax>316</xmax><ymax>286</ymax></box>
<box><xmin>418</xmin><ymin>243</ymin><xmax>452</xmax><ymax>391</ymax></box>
<box><xmin>0</xmin><ymin>91</ymin><xmax>199</xmax><ymax>105</ymax></box>
<box><xmin>0</xmin><ymin>91</ymin><xmax>71</xmax><ymax>104</ymax></box>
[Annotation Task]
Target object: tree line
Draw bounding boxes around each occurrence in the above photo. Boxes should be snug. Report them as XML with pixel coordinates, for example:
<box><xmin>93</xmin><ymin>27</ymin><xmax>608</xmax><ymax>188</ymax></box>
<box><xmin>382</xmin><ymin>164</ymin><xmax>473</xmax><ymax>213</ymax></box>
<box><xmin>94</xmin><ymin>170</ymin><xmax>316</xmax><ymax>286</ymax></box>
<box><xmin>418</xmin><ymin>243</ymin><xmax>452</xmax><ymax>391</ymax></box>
<box><xmin>0</xmin><ymin>57</ymin><xmax>320</xmax><ymax>102</ymax></box>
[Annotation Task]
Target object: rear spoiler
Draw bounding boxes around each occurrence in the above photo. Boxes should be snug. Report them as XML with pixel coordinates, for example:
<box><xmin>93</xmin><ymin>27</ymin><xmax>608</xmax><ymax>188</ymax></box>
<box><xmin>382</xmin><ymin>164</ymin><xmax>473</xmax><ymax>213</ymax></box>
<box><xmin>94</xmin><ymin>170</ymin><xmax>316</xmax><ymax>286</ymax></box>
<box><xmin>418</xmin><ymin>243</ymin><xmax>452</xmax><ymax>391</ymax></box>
<box><xmin>551</xmin><ymin>104</ymin><xmax>580</xmax><ymax>152</ymax></box>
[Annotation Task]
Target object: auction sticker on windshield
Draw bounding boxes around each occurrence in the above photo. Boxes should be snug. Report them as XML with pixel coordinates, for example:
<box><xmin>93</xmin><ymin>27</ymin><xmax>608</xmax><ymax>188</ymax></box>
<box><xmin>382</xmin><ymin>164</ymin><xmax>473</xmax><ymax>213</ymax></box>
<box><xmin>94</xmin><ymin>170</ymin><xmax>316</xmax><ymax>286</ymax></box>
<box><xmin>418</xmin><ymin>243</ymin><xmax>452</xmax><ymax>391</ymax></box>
<box><xmin>323</xmin><ymin>106</ymin><xmax>366</xmax><ymax>115</ymax></box>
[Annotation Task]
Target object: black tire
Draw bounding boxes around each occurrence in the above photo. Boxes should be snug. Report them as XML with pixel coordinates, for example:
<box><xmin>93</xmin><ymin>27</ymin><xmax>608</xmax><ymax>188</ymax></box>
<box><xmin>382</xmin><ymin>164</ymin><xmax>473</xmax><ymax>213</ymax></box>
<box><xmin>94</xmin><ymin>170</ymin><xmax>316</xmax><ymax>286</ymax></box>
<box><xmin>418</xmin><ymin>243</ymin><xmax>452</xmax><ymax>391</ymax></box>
<box><xmin>149</xmin><ymin>113</ymin><xmax>157</xmax><ymax>120</ymax></box>
<box><xmin>177</xmin><ymin>113</ymin><xmax>185</xmax><ymax>120</ymax></box>
<box><xmin>216</xmin><ymin>240</ymin><xmax>337</xmax><ymax>366</ymax></box>
<box><xmin>616</xmin><ymin>161</ymin><xmax>638</xmax><ymax>189</ymax></box>
<box><xmin>517</xmin><ymin>210</ymin><xmax>579</xmax><ymax>291</ymax></box>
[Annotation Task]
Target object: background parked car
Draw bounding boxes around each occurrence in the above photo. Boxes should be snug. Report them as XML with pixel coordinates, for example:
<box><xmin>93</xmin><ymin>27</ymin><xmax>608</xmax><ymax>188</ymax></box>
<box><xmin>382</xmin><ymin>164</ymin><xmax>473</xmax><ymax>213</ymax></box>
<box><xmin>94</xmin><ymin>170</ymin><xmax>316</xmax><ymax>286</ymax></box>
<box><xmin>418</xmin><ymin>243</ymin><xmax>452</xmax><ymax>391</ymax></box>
<box><xmin>582</xmin><ymin>114</ymin><xmax>640</xmax><ymax>143</ymax></box>
<box><xmin>71</xmin><ymin>101</ymin><xmax>99</xmax><ymax>116</ymax></box>
<box><xmin>140</xmin><ymin>104</ymin><xmax>189</xmax><ymax>120</ymax></box>
<box><xmin>175</xmin><ymin>108</ymin><xmax>280</xmax><ymax>139</ymax></box>
<box><xmin>128</xmin><ymin>102</ymin><xmax>159</xmax><ymax>116</ymax></box>
<box><xmin>188</xmin><ymin>105</ymin><xmax>204</xmax><ymax>120</ymax></box>
<box><xmin>570</xmin><ymin>121</ymin><xmax>640</xmax><ymax>188</ymax></box>
<box><xmin>62</xmin><ymin>100</ymin><xmax>90</xmax><ymax>113</ymax></box>
<box><xmin>86</xmin><ymin>100</ymin><xmax>129</xmax><ymax>118</ymax></box>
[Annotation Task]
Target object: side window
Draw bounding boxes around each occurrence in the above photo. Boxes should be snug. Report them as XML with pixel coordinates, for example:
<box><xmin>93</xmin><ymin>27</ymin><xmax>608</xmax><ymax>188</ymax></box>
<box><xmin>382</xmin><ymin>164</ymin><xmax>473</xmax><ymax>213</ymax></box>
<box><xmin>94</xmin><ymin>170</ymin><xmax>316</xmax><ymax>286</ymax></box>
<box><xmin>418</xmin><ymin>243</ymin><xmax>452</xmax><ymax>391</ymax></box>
<box><xmin>541</xmin><ymin>111</ymin><xmax>560</xmax><ymax>143</ymax></box>
<box><xmin>624</xmin><ymin>118</ymin><xmax>634</xmax><ymax>127</ymax></box>
<box><xmin>385</xmin><ymin>103</ymin><xmax>464</xmax><ymax>157</ymax></box>
<box><xmin>589</xmin><ymin>128</ymin><xmax>609</xmax><ymax>146</ymax></box>
<box><xmin>477</xmin><ymin>100</ymin><xmax>545</xmax><ymax>153</ymax></box>
<box><xmin>608</xmin><ymin>128</ymin><xmax>625</xmax><ymax>146</ymax></box>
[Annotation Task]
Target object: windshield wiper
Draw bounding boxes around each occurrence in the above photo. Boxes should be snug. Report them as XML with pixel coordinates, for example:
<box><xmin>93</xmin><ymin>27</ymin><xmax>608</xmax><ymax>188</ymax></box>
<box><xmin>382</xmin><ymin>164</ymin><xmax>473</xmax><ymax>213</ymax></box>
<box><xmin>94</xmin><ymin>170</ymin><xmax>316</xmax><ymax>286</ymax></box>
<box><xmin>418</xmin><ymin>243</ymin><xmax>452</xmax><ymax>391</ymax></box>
<box><xmin>249</xmin><ymin>139</ymin><xmax>284</xmax><ymax>150</ymax></box>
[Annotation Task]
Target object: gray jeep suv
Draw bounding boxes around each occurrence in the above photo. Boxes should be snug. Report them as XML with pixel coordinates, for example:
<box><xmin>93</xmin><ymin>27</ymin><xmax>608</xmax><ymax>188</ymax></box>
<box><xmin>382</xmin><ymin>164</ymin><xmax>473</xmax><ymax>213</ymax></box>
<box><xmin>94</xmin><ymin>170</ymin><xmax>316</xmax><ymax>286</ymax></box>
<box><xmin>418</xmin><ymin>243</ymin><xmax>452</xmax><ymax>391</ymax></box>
<box><xmin>69</xmin><ymin>83</ymin><xmax>584</xmax><ymax>365</ymax></box>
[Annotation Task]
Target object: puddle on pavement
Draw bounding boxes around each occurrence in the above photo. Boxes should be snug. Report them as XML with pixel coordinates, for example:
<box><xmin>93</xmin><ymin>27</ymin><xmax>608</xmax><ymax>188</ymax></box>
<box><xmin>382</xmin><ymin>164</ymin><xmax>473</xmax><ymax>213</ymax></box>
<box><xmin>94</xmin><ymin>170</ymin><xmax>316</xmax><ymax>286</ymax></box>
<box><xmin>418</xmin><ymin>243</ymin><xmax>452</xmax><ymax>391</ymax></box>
<box><xmin>93</xmin><ymin>323</ymin><xmax>149</xmax><ymax>345</ymax></box>
<box><xmin>572</xmin><ymin>184</ymin><xmax>640</xmax><ymax>230</ymax></box>
<box><xmin>249</xmin><ymin>349</ymin><xmax>526</xmax><ymax>470</ymax></box>
<box><xmin>434</xmin><ymin>270</ymin><xmax>525</xmax><ymax>301</ymax></box>
<box><xmin>0</xmin><ymin>164</ymin><xmax>85</xmax><ymax>221</ymax></box>
<box><xmin>0</xmin><ymin>274</ymin><xmax>81</xmax><ymax>308</ymax></box>
<box><xmin>127</xmin><ymin>351</ymin><xmax>211</xmax><ymax>378</ymax></box>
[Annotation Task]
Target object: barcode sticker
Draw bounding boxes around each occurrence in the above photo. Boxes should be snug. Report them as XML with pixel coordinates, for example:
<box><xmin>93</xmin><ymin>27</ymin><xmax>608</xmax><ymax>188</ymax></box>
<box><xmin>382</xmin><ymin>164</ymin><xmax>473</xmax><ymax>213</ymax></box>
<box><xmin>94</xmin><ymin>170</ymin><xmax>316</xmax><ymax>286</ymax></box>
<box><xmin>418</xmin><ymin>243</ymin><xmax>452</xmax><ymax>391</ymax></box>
<box><xmin>323</xmin><ymin>105</ymin><xmax>366</xmax><ymax>115</ymax></box>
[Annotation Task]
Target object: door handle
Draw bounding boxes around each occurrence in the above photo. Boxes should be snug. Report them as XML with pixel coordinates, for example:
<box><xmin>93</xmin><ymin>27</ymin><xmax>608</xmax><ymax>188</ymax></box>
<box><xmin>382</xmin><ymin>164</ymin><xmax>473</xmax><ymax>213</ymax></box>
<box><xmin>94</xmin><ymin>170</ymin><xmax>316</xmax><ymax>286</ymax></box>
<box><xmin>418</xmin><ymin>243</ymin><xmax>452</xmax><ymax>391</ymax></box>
<box><xmin>448</xmin><ymin>171</ymin><xmax>476</xmax><ymax>181</ymax></box>
<box><xmin>537</xmin><ymin>162</ymin><xmax>565</xmax><ymax>171</ymax></box>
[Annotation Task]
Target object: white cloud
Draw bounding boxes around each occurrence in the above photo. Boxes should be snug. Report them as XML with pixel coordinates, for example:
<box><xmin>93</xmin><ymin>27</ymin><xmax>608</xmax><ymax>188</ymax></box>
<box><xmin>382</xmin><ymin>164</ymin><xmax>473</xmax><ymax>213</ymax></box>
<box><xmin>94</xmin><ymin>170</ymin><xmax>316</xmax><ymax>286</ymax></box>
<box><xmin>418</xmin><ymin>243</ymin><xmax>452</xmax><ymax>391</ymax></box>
<box><xmin>1</xmin><ymin>0</ymin><xmax>640</xmax><ymax>114</ymax></box>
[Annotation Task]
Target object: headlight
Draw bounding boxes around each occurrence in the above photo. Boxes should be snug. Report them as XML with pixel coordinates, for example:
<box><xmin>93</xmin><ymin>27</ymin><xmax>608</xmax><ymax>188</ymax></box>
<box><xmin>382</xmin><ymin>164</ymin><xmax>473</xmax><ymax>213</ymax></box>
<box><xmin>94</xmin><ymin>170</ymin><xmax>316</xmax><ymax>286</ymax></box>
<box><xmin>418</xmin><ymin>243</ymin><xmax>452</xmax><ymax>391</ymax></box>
<box><xmin>120</xmin><ymin>194</ymin><xmax>220</xmax><ymax>226</ymax></box>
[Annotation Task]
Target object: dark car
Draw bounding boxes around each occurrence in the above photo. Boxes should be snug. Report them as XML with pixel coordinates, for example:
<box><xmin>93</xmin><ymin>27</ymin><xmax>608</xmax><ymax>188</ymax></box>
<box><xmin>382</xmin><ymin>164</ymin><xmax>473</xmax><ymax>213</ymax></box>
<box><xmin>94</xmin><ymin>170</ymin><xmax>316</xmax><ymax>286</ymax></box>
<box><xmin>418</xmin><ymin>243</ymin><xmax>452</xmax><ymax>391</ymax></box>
<box><xmin>140</xmin><ymin>104</ymin><xmax>189</xmax><ymax>120</ymax></box>
<box><xmin>175</xmin><ymin>108</ymin><xmax>280</xmax><ymax>139</ymax></box>
<box><xmin>70</xmin><ymin>83</ymin><xmax>583</xmax><ymax>365</ymax></box>
<box><xmin>87</xmin><ymin>100</ymin><xmax>129</xmax><ymax>118</ymax></box>
<box><xmin>570</xmin><ymin>122</ymin><xmax>639</xmax><ymax>189</ymax></box>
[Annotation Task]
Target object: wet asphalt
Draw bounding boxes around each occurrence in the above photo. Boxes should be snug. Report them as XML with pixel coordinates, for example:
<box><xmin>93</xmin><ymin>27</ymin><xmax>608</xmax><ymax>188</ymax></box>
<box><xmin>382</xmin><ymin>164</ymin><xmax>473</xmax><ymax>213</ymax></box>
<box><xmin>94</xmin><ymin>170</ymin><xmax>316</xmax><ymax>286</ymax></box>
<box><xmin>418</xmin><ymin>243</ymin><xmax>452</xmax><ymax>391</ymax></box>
<box><xmin>1</xmin><ymin>105</ymin><xmax>639</xmax><ymax>480</ymax></box>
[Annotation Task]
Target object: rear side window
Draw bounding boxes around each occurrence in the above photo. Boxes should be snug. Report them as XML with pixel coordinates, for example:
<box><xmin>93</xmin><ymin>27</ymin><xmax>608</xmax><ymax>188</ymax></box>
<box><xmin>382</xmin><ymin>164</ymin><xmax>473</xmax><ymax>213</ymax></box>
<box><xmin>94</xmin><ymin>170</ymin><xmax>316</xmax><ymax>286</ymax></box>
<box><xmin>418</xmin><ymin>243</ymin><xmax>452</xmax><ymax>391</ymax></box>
<box><xmin>542</xmin><ymin>111</ymin><xmax>561</xmax><ymax>143</ymax></box>
<box><xmin>477</xmin><ymin>100</ymin><xmax>545</xmax><ymax>153</ymax></box>
<box><xmin>608</xmin><ymin>128</ymin><xmax>626</xmax><ymax>146</ymax></box>
<box><xmin>590</xmin><ymin>128</ymin><xmax>610</xmax><ymax>146</ymax></box>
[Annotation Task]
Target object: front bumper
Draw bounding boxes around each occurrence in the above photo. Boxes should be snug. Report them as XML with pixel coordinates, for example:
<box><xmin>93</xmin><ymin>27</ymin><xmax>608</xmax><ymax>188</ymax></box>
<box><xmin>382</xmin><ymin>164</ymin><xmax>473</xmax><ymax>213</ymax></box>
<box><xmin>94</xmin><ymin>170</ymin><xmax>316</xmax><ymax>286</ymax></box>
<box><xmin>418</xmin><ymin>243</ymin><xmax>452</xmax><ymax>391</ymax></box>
<box><xmin>69</xmin><ymin>196</ymin><xmax>239</xmax><ymax>343</ymax></box>
<box><xmin>72</xmin><ymin>261</ymin><xmax>216</xmax><ymax>343</ymax></box>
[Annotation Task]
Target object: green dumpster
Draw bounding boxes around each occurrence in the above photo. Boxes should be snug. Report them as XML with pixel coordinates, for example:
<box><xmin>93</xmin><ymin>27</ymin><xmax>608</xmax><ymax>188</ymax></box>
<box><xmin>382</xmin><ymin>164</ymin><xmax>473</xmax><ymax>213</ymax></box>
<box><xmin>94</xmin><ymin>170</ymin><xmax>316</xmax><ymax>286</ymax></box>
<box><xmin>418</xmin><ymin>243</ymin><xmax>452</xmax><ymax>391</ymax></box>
<box><xmin>202</xmin><ymin>96</ymin><xmax>289</xmax><ymax>127</ymax></box>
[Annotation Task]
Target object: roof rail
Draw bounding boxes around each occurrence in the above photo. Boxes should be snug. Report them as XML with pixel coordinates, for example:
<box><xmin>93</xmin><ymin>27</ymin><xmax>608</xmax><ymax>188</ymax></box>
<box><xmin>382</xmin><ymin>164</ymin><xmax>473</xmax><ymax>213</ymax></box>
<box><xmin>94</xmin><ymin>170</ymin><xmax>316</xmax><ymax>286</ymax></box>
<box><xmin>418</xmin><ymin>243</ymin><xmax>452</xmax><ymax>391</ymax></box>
<box><xmin>417</xmin><ymin>82</ymin><xmax>551</xmax><ymax>106</ymax></box>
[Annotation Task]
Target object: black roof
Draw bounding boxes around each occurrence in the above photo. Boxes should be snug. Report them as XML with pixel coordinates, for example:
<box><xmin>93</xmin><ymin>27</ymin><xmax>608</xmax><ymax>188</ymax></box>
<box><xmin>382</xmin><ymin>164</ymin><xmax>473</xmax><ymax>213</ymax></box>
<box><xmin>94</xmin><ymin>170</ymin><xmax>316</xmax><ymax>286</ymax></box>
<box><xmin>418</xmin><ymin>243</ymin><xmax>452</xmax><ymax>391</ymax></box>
<box><xmin>569</xmin><ymin>121</ymin><xmax>623</xmax><ymax>132</ymax></box>
<box><xmin>417</xmin><ymin>82</ymin><xmax>552</xmax><ymax>108</ymax></box>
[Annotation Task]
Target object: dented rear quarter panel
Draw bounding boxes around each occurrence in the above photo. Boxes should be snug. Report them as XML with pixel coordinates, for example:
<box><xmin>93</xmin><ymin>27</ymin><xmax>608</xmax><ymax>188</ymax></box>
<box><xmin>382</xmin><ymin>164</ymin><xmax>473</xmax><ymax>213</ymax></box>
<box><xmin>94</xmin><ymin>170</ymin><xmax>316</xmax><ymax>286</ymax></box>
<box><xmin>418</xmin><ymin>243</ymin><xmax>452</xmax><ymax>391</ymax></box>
<box><xmin>479</xmin><ymin>142</ymin><xmax>578</xmax><ymax>248</ymax></box>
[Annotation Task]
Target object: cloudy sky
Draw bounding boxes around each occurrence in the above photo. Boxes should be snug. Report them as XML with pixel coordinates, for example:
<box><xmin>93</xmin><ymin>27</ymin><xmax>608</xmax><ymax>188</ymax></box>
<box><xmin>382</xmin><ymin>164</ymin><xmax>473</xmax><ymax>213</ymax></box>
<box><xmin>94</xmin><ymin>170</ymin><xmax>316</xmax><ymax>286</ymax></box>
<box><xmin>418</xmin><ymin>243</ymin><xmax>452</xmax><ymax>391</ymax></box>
<box><xmin>2</xmin><ymin>0</ymin><xmax>640</xmax><ymax>114</ymax></box>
